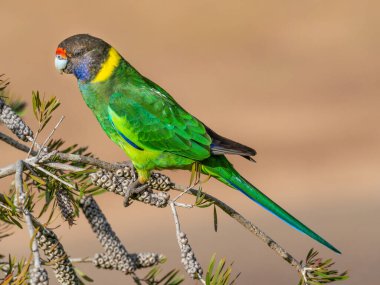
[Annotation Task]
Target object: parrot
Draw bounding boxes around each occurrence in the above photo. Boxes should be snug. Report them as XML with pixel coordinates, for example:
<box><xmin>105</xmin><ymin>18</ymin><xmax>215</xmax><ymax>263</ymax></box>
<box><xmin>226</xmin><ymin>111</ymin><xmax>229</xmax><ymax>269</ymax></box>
<box><xmin>55</xmin><ymin>34</ymin><xmax>340</xmax><ymax>254</ymax></box>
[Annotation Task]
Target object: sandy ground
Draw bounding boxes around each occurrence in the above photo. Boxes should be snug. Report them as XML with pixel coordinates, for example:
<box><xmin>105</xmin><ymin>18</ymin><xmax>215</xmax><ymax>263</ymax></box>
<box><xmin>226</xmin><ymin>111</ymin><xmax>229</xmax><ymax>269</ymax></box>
<box><xmin>1</xmin><ymin>1</ymin><xmax>379</xmax><ymax>284</ymax></box>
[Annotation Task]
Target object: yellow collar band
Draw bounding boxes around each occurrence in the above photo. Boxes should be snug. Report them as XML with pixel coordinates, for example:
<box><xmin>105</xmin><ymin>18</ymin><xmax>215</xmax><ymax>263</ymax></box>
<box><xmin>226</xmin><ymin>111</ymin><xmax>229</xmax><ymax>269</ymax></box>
<box><xmin>92</xmin><ymin>47</ymin><xmax>121</xmax><ymax>83</ymax></box>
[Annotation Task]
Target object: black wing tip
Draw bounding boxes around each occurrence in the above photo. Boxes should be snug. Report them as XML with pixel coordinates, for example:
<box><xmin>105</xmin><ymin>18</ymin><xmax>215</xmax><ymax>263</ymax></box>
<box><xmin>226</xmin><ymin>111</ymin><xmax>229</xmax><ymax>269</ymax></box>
<box><xmin>243</xmin><ymin>155</ymin><xmax>256</xmax><ymax>163</ymax></box>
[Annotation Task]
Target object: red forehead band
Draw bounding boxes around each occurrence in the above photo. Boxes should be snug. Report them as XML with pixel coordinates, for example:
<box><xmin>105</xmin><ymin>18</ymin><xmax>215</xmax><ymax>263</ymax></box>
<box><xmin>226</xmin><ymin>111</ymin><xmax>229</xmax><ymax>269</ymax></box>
<box><xmin>56</xmin><ymin>48</ymin><xmax>67</xmax><ymax>58</ymax></box>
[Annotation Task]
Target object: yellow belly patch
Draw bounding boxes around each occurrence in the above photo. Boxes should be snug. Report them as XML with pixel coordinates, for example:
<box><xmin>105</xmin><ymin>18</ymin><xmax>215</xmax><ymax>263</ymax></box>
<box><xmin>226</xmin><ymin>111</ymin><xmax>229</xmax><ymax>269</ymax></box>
<box><xmin>91</xmin><ymin>47</ymin><xmax>121</xmax><ymax>83</ymax></box>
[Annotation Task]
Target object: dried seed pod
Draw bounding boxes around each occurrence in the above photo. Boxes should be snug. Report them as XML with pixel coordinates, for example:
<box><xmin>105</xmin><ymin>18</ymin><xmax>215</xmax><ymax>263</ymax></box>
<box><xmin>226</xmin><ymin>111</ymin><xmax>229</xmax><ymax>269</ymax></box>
<box><xmin>148</xmin><ymin>173</ymin><xmax>172</xmax><ymax>191</ymax></box>
<box><xmin>36</xmin><ymin>227</ymin><xmax>79</xmax><ymax>285</ymax></box>
<box><xmin>90</xmin><ymin>168</ymin><xmax>171</xmax><ymax>208</ymax></box>
<box><xmin>80</xmin><ymin>196</ymin><xmax>136</xmax><ymax>273</ymax></box>
<box><xmin>134</xmin><ymin>191</ymin><xmax>169</xmax><ymax>208</ymax></box>
<box><xmin>135</xmin><ymin>252</ymin><xmax>164</xmax><ymax>268</ymax></box>
<box><xmin>0</xmin><ymin>97</ymin><xmax>33</xmax><ymax>141</ymax></box>
<box><xmin>56</xmin><ymin>189</ymin><xmax>75</xmax><ymax>226</ymax></box>
<box><xmin>80</xmin><ymin>196</ymin><xmax>163</xmax><ymax>274</ymax></box>
<box><xmin>178</xmin><ymin>231</ymin><xmax>203</xmax><ymax>279</ymax></box>
<box><xmin>89</xmin><ymin>168</ymin><xmax>135</xmax><ymax>197</ymax></box>
<box><xmin>93</xmin><ymin>253</ymin><xmax>114</xmax><ymax>270</ymax></box>
<box><xmin>29</xmin><ymin>267</ymin><xmax>49</xmax><ymax>285</ymax></box>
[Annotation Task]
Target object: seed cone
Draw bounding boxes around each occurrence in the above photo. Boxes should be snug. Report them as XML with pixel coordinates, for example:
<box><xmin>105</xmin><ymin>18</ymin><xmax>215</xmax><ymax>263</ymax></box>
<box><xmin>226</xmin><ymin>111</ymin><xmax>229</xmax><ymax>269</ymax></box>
<box><xmin>178</xmin><ymin>231</ymin><xmax>203</xmax><ymax>279</ymax></box>
<box><xmin>90</xmin><ymin>167</ymin><xmax>172</xmax><ymax>207</ymax></box>
<box><xmin>36</xmin><ymin>227</ymin><xmax>79</xmax><ymax>285</ymax></box>
<box><xmin>0</xmin><ymin>97</ymin><xmax>33</xmax><ymax>142</ymax></box>
<box><xmin>29</xmin><ymin>267</ymin><xmax>49</xmax><ymax>285</ymax></box>
<box><xmin>56</xmin><ymin>189</ymin><xmax>75</xmax><ymax>226</ymax></box>
<box><xmin>80</xmin><ymin>196</ymin><xmax>163</xmax><ymax>274</ymax></box>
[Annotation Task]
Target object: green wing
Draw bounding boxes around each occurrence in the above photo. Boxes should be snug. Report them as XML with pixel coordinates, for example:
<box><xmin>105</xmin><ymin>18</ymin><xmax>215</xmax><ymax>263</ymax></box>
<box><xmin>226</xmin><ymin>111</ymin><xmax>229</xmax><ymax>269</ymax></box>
<box><xmin>108</xmin><ymin>77</ymin><xmax>212</xmax><ymax>161</ymax></box>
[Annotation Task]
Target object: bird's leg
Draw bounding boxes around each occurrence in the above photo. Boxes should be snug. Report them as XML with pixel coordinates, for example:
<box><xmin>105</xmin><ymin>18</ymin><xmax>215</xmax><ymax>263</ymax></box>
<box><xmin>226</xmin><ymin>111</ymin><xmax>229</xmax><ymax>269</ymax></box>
<box><xmin>123</xmin><ymin>170</ymin><xmax>150</xmax><ymax>207</ymax></box>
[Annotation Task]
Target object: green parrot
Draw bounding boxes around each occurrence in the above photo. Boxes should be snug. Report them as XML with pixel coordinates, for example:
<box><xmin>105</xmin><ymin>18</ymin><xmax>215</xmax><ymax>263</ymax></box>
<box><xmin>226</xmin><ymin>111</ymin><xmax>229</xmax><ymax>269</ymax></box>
<box><xmin>55</xmin><ymin>34</ymin><xmax>340</xmax><ymax>253</ymax></box>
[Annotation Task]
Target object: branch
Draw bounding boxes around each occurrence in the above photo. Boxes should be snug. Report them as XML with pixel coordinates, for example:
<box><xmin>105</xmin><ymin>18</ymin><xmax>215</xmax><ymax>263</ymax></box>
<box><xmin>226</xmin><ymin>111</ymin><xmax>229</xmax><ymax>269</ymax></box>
<box><xmin>14</xmin><ymin>160</ymin><xmax>41</xmax><ymax>269</ymax></box>
<box><xmin>0</xmin><ymin>131</ymin><xmax>117</xmax><ymax>178</ymax></box>
<box><xmin>172</xmin><ymin>185</ymin><xmax>303</xmax><ymax>272</ymax></box>
<box><xmin>36</xmin><ymin>115</ymin><xmax>64</xmax><ymax>158</ymax></box>
<box><xmin>0</xmin><ymin>132</ymin><xmax>36</xmax><ymax>155</ymax></box>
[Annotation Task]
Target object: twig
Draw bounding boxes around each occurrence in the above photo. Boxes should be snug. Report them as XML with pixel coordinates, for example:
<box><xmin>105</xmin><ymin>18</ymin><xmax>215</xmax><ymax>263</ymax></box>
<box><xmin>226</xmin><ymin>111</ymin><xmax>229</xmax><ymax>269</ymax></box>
<box><xmin>172</xmin><ymin>183</ymin><xmax>197</xmax><ymax>203</ymax></box>
<box><xmin>37</xmin><ymin>116</ymin><xmax>64</xmax><ymax>158</ymax></box>
<box><xmin>27</xmin><ymin>132</ymin><xmax>40</xmax><ymax>158</ymax></box>
<box><xmin>44</xmin><ymin>162</ymin><xmax>84</xmax><ymax>172</ymax></box>
<box><xmin>0</xmin><ymin>132</ymin><xmax>36</xmax><ymax>155</ymax></box>
<box><xmin>28</xmin><ymin>162</ymin><xmax>77</xmax><ymax>190</ymax></box>
<box><xmin>55</xmin><ymin>152</ymin><xmax>119</xmax><ymax>171</ymax></box>
<box><xmin>69</xmin><ymin>257</ymin><xmax>94</xmax><ymax>264</ymax></box>
<box><xmin>0</xmin><ymin>152</ymin><xmax>114</xmax><ymax>179</ymax></box>
<box><xmin>0</xmin><ymin>132</ymin><xmax>122</xmax><ymax>174</ymax></box>
<box><xmin>0</xmin><ymin>156</ymin><xmax>39</xmax><ymax>178</ymax></box>
<box><xmin>0</xmin><ymin>201</ymin><xmax>13</xmax><ymax>212</ymax></box>
<box><xmin>173</xmin><ymin>170</ymin><xmax>201</xmax><ymax>202</ymax></box>
<box><xmin>169</xmin><ymin>201</ymin><xmax>182</xmax><ymax>236</ymax></box>
<box><xmin>173</xmin><ymin>202</ymin><xmax>193</xmax><ymax>208</ymax></box>
<box><xmin>14</xmin><ymin>160</ymin><xmax>41</xmax><ymax>269</ymax></box>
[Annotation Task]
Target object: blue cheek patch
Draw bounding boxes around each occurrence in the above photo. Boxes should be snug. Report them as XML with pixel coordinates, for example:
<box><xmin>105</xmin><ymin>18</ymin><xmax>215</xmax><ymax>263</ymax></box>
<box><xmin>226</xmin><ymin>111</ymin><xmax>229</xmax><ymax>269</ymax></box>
<box><xmin>74</xmin><ymin>58</ymin><xmax>92</xmax><ymax>81</ymax></box>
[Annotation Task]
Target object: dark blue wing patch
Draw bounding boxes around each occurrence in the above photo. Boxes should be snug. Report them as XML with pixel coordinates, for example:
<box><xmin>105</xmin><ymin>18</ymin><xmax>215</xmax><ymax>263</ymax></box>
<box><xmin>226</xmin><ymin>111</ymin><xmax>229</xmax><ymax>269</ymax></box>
<box><xmin>110</xmin><ymin>120</ymin><xmax>144</xmax><ymax>151</ymax></box>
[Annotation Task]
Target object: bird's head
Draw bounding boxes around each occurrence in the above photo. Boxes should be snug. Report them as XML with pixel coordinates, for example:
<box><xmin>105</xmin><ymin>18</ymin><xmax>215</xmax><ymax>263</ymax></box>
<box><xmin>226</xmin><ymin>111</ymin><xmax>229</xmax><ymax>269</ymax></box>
<box><xmin>55</xmin><ymin>34</ymin><xmax>114</xmax><ymax>82</ymax></box>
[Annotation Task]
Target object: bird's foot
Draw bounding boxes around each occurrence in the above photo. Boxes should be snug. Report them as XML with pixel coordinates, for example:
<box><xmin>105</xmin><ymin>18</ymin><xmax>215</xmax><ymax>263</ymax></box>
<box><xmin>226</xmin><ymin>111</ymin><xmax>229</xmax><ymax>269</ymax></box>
<box><xmin>123</xmin><ymin>180</ymin><xmax>150</xmax><ymax>207</ymax></box>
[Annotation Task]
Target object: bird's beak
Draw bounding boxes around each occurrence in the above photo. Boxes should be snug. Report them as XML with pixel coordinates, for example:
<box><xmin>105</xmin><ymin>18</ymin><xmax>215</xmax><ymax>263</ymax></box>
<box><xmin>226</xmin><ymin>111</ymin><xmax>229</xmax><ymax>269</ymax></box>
<box><xmin>55</xmin><ymin>48</ymin><xmax>68</xmax><ymax>74</ymax></box>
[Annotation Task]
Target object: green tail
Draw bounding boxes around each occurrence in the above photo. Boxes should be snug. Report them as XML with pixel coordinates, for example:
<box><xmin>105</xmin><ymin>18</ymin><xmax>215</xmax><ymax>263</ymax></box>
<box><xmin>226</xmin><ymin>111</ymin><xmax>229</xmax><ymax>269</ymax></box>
<box><xmin>201</xmin><ymin>155</ymin><xmax>341</xmax><ymax>254</ymax></box>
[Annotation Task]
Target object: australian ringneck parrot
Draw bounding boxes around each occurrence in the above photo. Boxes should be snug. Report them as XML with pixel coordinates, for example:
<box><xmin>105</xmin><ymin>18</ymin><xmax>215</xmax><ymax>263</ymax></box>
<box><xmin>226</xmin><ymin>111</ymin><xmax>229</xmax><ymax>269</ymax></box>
<box><xmin>55</xmin><ymin>34</ymin><xmax>340</xmax><ymax>254</ymax></box>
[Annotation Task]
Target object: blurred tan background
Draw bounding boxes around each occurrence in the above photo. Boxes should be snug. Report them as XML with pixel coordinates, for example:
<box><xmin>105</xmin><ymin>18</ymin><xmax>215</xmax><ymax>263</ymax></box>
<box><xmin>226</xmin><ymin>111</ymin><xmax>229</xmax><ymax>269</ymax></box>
<box><xmin>1</xmin><ymin>0</ymin><xmax>379</xmax><ymax>284</ymax></box>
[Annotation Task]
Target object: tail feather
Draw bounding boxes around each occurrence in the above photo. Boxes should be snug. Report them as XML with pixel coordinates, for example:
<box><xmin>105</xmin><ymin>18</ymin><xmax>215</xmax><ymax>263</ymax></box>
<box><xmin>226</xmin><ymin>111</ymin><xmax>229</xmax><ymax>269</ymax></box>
<box><xmin>204</xmin><ymin>125</ymin><xmax>257</xmax><ymax>160</ymax></box>
<box><xmin>201</xmin><ymin>155</ymin><xmax>341</xmax><ymax>254</ymax></box>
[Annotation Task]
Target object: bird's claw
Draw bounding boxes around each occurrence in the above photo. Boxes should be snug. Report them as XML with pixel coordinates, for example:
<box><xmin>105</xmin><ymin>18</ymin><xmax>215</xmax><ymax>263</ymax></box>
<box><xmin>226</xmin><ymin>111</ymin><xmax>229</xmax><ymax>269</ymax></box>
<box><xmin>123</xmin><ymin>180</ymin><xmax>149</xmax><ymax>207</ymax></box>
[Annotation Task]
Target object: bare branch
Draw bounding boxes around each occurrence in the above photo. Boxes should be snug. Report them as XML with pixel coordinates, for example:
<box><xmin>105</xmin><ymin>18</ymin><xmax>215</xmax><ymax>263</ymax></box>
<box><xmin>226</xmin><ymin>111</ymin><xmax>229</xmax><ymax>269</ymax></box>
<box><xmin>55</xmin><ymin>152</ymin><xmax>120</xmax><ymax>171</ymax></box>
<box><xmin>43</xmin><ymin>162</ymin><xmax>84</xmax><ymax>172</ymax></box>
<box><xmin>37</xmin><ymin>115</ymin><xmax>64</xmax><ymax>158</ymax></box>
<box><xmin>27</xmin><ymin>162</ymin><xmax>77</xmax><ymax>190</ymax></box>
<box><xmin>14</xmin><ymin>160</ymin><xmax>41</xmax><ymax>269</ymax></box>
<box><xmin>0</xmin><ymin>156</ymin><xmax>39</xmax><ymax>178</ymax></box>
<box><xmin>69</xmin><ymin>257</ymin><xmax>94</xmax><ymax>264</ymax></box>
<box><xmin>0</xmin><ymin>131</ymin><xmax>36</xmax><ymax>155</ymax></box>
